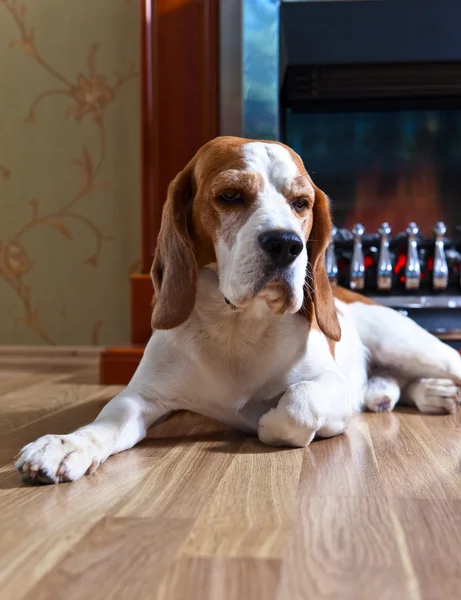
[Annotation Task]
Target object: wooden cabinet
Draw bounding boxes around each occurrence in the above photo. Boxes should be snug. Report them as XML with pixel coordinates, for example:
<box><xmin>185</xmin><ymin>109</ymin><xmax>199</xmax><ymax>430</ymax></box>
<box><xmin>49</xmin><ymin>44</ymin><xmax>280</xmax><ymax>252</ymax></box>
<box><xmin>101</xmin><ymin>0</ymin><xmax>219</xmax><ymax>384</ymax></box>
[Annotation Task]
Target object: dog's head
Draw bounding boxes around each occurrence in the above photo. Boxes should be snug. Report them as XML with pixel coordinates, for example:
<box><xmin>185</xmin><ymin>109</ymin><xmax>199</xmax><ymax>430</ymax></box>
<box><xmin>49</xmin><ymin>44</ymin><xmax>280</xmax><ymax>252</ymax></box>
<box><xmin>150</xmin><ymin>136</ymin><xmax>341</xmax><ymax>341</ymax></box>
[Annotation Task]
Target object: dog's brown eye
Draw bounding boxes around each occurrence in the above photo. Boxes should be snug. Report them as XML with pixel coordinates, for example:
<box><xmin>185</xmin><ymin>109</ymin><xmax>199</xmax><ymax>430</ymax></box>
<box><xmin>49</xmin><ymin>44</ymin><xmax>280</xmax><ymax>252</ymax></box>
<box><xmin>219</xmin><ymin>190</ymin><xmax>243</xmax><ymax>204</ymax></box>
<box><xmin>292</xmin><ymin>198</ymin><xmax>308</xmax><ymax>212</ymax></box>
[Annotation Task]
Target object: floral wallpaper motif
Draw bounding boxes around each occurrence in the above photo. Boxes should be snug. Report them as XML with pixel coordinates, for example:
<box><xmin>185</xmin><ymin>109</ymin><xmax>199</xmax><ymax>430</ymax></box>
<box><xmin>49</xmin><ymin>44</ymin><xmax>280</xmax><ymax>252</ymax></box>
<box><xmin>0</xmin><ymin>0</ymin><xmax>140</xmax><ymax>346</ymax></box>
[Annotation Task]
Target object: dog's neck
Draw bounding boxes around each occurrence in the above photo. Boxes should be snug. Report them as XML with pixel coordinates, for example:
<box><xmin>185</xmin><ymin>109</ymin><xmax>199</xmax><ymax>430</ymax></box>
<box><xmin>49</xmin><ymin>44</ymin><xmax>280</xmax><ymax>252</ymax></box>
<box><xmin>161</xmin><ymin>266</ymin><xmax>310</xmax><ymax>379</ymax></box>
<box><xmin>189</xmin><ymin>266</ymin><xmax>296</xmax><ymax>343</ymax></box>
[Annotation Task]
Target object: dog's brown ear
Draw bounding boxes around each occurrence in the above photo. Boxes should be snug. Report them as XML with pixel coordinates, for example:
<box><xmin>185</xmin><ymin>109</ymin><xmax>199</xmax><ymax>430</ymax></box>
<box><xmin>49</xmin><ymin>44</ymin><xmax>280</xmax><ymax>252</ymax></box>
<box><xmin>150</xmin><ymin>162</ymin><xmax>198</xmax><ymax>330</ymax></box>
<box><xmin>302</xmin><ymin>185</ymin><xmax>341</xmax><ymax>342</ymax></box>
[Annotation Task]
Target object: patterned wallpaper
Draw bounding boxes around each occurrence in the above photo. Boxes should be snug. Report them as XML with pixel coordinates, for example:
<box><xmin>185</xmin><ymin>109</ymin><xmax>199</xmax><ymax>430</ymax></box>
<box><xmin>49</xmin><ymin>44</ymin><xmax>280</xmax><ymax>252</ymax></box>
<box><xmin>0</xmin><ymin>0</ymin><xmax>141</xmax><ymax>346</ymax></box>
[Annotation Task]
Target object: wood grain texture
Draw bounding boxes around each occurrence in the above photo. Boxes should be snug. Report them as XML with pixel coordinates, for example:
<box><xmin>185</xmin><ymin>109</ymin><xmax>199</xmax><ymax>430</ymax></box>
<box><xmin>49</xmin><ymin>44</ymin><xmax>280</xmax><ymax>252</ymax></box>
<box><xmin>156</xmin><ymin>557</ymin><xmax>282</xmax><ymax>600</ymax></box>
<box><xmin>27</xmin><ymin>518</ymin><xmax>193</xmax><ymax>600</ymax></box>
<box><xmin>99</xmin><ymin>345</ymin><xmax>145</xmax><ymax>385</ymax></box>
<box><xmin>182</xmin><ymin>440</ymin><xmax>304</xmax><ymax>558</ymax></box>
<box><xmin>140</xmin><ymin>0</ymin><xmax>219</xmax><ymax>272</ymax></box>
<box><xmin>0</xmin><ymin>382</ymin><xmax>120</xmax><ymax>436</ymax></box>
<box><xmin>277</xmin><ymin>497</ymin><xmax>414</xmax><ymax>600</ymax></box>
<box><xmin>367</xmin><ymin>411</ymin><xmax>461</xmax><ymax>499</ymax></box>
<box><xmin>98</xmin><ymin>0</ymin><xmax>220</xmax><ymax>386</ymax></box>
<box><xmin>130</xmin><ymin>274</ymin><xmax>153</xmax><ymax>344</ymax></box>
<box><xmin>395</xmin><ymin>498</ymin><xmax>461</xmax><ymax>600</ymax></box>
<box><xmin>1</xmin><ymin>366</ymin><xmax>461</xmax><ymax>599</ymax></box>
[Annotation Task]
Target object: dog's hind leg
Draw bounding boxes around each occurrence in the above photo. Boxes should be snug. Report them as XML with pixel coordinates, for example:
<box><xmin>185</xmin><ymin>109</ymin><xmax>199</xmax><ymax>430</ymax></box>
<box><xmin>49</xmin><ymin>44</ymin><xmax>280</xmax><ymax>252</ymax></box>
<box><xmin>348</xmin><ymin>302</ymin><xmax>461</xmax><ymax>385</ymax></box>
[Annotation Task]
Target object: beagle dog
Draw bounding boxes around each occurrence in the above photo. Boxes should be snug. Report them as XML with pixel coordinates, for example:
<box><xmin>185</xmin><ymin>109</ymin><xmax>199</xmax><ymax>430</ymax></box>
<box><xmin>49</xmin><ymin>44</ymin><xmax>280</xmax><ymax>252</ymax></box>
<box><xmin>16</xmin><ymin>136</ymin><xmax>461</xmax><ymax>484</ymax></box>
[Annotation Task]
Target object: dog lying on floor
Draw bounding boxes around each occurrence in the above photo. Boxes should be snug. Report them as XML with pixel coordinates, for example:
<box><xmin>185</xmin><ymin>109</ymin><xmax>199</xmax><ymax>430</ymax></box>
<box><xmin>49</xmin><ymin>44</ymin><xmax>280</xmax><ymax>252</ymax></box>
<box><xmin>16</xmin><ymin>136</ymin><xmax>461</xmax><ymax>484</ymax></box>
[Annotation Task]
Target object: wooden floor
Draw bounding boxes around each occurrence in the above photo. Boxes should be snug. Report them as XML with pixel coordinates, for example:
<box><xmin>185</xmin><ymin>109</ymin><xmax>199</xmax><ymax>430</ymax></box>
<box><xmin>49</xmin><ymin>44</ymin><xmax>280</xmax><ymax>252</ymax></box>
<box><xmin>1</xmin><ymin>366</ymin><xmax>461</xmax><ymax>600</ymax></box>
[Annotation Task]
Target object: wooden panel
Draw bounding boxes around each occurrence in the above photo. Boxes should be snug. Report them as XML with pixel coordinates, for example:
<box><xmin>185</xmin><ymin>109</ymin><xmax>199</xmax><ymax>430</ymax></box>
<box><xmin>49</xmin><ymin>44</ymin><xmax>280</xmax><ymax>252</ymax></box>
<box><xmin>182</xmin><ymin>440</ymin><xmax>304</xmax><ymax>558</ymax></box>
<box><xmin>0</xmin><ymin>383</ymin><xmax>118</xmax><ymax>436</ymax></box>
<box><xmin>277</xmin><ymin>497</ymin><xmax>413</xmax><ymax>600</ymax></box>
<box><xmin>130</xmin><ymin>273</ymin><xmax>153</xmax><ymax>344</ymax></box>
<box><xmin>99</xmin><ymin>346</ymin><xmax>145</xmax><ymax>385</ymax></box>
<box><xmin>0</xmin><ymin>370</ymin><xmax>71</xmax><ymax>396</ymax></box>
<box><xmin>368</xmin><ymin>412</ymin><xmax>461</xmax><ymax>499</ymax></box>
<box><xmin>156</xmin><ymin>557</ymin><xmax>282</xmax><ymax>600</ymax></box>
<box><xmin>27</xmin><ymin>518</ymin><xmax>193</xmax><ymax>600</ymax></box>
<box><xmin>115</xmin><ymin>423</ymin><xmax>244</xmax><ymax>519</ymax></box>
<box><xmin>141</xmin><ymin>0</ymin><xmax>219</xmax><ymax>271</ymax></box>
<box><xmin>101</xmin><ymin>0</ymin><xmax>219</xmax><ymax>383</ymax></box>
<box><xmin>294</xmin><ymin>417</ymin><xmax>384</xmax><ymax>498</ymax></box>
<box><xmin>395</xmin><ymin>498</ymin><xmax>461</xmax><ymax>600</ymax></box>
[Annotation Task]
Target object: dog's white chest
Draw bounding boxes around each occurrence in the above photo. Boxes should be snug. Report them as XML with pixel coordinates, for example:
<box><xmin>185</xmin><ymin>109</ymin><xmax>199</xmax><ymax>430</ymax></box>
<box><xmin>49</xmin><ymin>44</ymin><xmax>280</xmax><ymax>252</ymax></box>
<box><xmin>142</xmin><ymin>308</ymin><xmax>337</xmax><ymax>431</ymax></box>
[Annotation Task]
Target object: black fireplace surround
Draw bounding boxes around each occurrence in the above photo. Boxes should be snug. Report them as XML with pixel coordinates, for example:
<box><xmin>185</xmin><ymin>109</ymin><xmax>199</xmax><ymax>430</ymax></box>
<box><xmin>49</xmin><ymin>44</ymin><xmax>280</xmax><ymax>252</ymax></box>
<box><xmin>280</xmin><ymin>0</ymin><xmax>461</xmax><ymax>346</ymax></box>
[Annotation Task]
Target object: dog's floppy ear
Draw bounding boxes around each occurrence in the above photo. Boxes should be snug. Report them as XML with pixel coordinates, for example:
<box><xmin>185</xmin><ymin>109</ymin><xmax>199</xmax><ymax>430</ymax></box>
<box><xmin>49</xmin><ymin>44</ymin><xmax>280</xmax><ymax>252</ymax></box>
<box><xmin>302</xmin><ymin>185</ymin><xmax>341</xmax><ymax>342</ymax></box>
<box><xmin>150</xmin><ymin>162</ymin><xmax>198</xmax><ymax>330</ymax></box>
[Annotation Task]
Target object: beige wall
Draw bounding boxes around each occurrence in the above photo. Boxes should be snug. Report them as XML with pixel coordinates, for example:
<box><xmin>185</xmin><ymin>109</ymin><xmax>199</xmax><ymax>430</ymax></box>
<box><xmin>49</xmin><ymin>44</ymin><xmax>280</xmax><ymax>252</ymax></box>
<box><xmin>0</xmin><ymin>0</ymin><xmax>140</xmax><ymax>346</ymax></box>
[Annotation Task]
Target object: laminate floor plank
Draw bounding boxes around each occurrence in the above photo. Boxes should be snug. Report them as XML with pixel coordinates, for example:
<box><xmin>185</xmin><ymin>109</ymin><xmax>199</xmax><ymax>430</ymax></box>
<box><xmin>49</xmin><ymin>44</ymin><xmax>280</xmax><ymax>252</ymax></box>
<box><xmin>0</xmin><ymin>383</ymin><xmax>122</xmax><ymax>436</ymax></box>
<box><xmin>182</xmin><ymin>440</ymin><xmax>304</xmax><ymax>559</ymax></box>
<box><xmin>296</xmin><ymin>417</ymin><xmax>384</xmax><ymax>498</ymax></box>
<box><xmin>156</xmin><ymin>556</ymin><xmax>282</xmax><ymax>600</ymax></box>
<box><xmin>0</xmin><ymin>369</ymin><xmax>75</xmax><ymax>396</ymax></box>
<box><xmin>395</xmin><ymin>498</ymin><xmax>461</xmax><ymax>600</ymax></box>
<box><xmin>114</xmin><ymin>425</ymin><xmax>245</xmax><ymax>519</ymax></box>
<box><xmin>0</xmin><ymin>367</ymin><xmax>460</xmax><ymax>600</ymax></box>
<box><xmin>26</xmin><ymin>517</ymin><xmax>193</xmax><ymax>600</ymax></box>
<box><xmin>368</xmin><ymin>411</ymin><xmax>461</xmax><ymax>499</ymax></box>
<box><xmin>276</xmin><ymin>496</ymin><xmax>416</xmax><ymax>600</ymax></box>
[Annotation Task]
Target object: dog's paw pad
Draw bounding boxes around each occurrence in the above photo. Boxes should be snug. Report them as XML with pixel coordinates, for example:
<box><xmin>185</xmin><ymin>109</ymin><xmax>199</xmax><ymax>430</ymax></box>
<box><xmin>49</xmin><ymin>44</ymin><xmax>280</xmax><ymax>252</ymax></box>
<box><xmin>364</xmin><ymin>376</ymin><xmax>400</xmax><ymax>414</ymax></box>
<box><xmin>368</xmin><ymin>398</ymin><xmax>392</xmax><ymax>413</ymax></box>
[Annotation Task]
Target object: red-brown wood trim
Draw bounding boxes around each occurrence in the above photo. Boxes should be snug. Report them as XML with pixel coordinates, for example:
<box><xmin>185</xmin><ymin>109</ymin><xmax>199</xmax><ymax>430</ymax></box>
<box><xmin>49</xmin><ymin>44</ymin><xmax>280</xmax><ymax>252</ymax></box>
<box><xmin>100</xmin><ymin>345</ymin><xmax>145</xmax><ymax>385</ymax></box>
<box><xmin>131</xmin><ymin>273</ymin><xmax>153</xmax><ymax>344</ymax></box>
<box><xmin>140</xmin><ymin>0</ymin><xmax>219</xmax><ymax>273</ymax></box>
<box><xmin>101</xmin><ymin>0</ymin><xmax>219</xmax><ymax>385</ymax></box>
<box><xmin>140</xmin><ymin>0</ymin><xmax>157</xmax><ymax>273</ymax></box>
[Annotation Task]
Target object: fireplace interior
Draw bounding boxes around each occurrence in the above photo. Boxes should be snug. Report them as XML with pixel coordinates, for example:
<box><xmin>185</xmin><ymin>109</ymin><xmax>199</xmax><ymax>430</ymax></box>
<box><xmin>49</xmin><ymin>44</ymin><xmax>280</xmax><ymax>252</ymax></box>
<box><xmin>284</xmin><ymin>106</ymin><xmax>461</xmax><ymax>236</ymax></box>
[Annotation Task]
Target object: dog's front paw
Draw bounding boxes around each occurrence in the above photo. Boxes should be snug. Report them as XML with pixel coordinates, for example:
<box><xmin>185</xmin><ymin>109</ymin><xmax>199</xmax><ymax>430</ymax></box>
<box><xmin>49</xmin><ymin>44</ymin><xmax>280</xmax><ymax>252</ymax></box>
<box><xmin>15</xmin><ymin>434</ymin><xmax>101</xmax><ymax>484</ymax></box>
<box><xmin>258</xmin><ymin>407</ymin><xmax>317</xmax><ymax>448</ymax></box>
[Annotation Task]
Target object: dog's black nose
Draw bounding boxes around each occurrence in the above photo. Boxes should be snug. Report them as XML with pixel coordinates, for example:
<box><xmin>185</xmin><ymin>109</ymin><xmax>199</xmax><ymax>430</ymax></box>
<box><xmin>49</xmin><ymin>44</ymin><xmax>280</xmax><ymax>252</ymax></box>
<box><xmin>258</xmin><ymin>230</ymin><xmax>304</xmax><ymax>267</ymax></box>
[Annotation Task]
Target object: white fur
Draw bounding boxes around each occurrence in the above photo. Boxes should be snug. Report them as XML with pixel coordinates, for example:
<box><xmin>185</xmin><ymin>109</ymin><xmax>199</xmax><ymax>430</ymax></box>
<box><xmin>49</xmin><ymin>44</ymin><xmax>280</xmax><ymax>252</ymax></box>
<box><xmin>16</xmin><ymin>271</ymin><xmax>461</xmax><ymax>484</ymax></box>
<box><xmin>16</xmin><ymin>142</ymin><xmax>461</xmax><ymax>484</ymax></box>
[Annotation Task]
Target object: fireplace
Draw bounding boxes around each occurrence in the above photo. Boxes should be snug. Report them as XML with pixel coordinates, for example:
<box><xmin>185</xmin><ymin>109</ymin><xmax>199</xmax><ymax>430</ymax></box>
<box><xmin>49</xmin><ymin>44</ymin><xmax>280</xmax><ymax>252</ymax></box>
<box><xmin>219</xmin><ymin>0</ymin><xmax>461</xmax><ymax>345</ymax></box>
<box><xmin>280</xmin><ymin>1</ymin><xmax>461</xmax><ymax>237</ymax></box>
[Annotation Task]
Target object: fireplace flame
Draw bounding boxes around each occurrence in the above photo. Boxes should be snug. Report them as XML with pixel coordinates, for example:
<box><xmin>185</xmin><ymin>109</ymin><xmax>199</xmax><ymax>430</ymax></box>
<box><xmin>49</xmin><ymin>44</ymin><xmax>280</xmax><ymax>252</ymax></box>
<box><xmin>346</xmin><ymin>161</ymin><xmax>444</xmax><ymax>235</ymax></box>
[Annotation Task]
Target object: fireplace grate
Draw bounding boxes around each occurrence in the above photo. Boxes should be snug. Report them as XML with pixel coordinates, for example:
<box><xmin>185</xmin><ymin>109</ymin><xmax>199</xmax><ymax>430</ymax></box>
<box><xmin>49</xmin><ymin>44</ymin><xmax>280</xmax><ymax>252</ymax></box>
<box><xmin>283</xmin><ymin>62</ymin><xmax>461</xmax><ymax>106</ymax></box>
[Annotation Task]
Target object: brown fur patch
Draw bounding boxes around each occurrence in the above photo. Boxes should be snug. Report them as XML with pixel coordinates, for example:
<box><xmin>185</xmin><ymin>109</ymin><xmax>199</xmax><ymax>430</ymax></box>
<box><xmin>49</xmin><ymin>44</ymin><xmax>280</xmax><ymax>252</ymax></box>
<box><xmin>214</xmin><ymin>172</ymin><xmax>263</xmax><ymax>246</ymax></box>
<box><xmin>299</xmin><ymin>184</ymin><xmax>341</xmax><ymax>342</ymax></box>
<box><xmin>191</xmin><ymin>138</ymin><xmax>260</xmax><ymax>258</ymax></box>
<box><xmin>310</xmin><ymin>313</ymin><xmax>336</xmax><ymax>358</ymax></box>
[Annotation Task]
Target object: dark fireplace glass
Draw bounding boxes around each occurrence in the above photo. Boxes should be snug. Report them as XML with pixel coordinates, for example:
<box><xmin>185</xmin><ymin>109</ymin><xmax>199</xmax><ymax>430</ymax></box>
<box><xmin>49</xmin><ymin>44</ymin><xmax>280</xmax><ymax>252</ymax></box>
<box><xmin>285</xmin><ymin>108</ymin><xmax>461</xmax><ymax>236</ymax></box>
